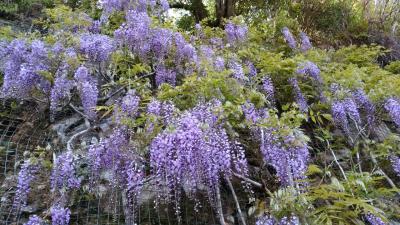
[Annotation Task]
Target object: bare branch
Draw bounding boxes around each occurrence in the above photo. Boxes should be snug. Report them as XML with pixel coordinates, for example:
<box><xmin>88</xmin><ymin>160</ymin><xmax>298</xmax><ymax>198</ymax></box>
<box><xmin>226</xmin><ymin>177</ymin><xmax>246</xmax><ymax>225</ymax></box>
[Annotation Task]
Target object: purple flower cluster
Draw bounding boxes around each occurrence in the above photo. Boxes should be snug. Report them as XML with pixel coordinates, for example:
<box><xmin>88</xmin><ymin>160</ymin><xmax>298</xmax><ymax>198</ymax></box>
<box><xmin>214</xmin><ymin>57</ymin><xmax>225</xmax><ymax>72</ymax></box>
<box><xmin>24</xmin><ymin>215</ymin><xmax>43</xmax><ymax>225</ymax></box>
<box><xmin>390</xmin><ymin>156</ymin><xmax>400</xmax><ymax>177</ymax></box>
<box><xmin>114</xmin><ymin>10</ymin><xmax>151</xmax><ymax>60</ymax></box>
<box><xmin>147</xmin><ymin>99</ymin><xmax>176</xmax><ymax>122</ymax></box>
<box><xmin>174</xmin><ymin>33</ymin><xmax>198</xmax><ymax>72</ymax></box>
<box><xmin>150</xmin><ymin>101</ymin><xmax>248</xmax><ymax>209</ymax></box>
<box><xmin>296</xmin><ymin>61</ymin><xmax>322</xmax><ymax>84</ymax></box>
<box><xmin>1</xmin><ymin>39</ymin><xmax>50</xmax><ymax>99</ymax></box>
<box><xmin>384</xmin><ymin>98</ymin><xmax>400</xmax><ymax>128</ymax></box>
<box><xmin>88</xmin><ymin>128</ymin><xmax>143</xmax><ymax>196</ymax></box>
<box><xmin>256</xmin><ymin>214</ymin><xmax>300</xmax><ymax>225</ymax></box>
<box><xmin>289</xmin><ymin>78</ymin><xmax>308</xmax><ymax>112</ymax></box>
<box><xmin>120</xmin><ymin>89</ymin><xmax>140</xmax><ymax>117</ymax></box>
<box><xmin>352</xmin><ymin>89</ymin><xmax>375</xmax><ymax>127</ymax></box>
<box><xmin>242</xmin><ymin>102</ymin><xmax>268</xmax><ymax>124</ymax></box>
<box><xmin>332</xmin><ymin>95</ymin><xmax>362</xmax><ymax>135</ymax></box>
<box><xmin>51</xmin><ymin>205</ymin><xmax>70</xmax><ymax>225</ymax></box>
<box><xmin>200</xmin><ymin>45</ymin><xmax>214</xmax><ymax>59</ymax></box>
<box><xmin>246</xmin><ymin>61</ymin><xmax>257</xmax><ymax>78</ymax></box>
<box><xmin>74</xmin><ymin>66</ymin><xmax>98</xmax><ymax>119</ymax></box>
<box><xmin>155</xmin><ymin>65</ymin><xmax>177</xmax><ymax>87</ymax></box>
<box><xmin>88</xmin><ymin>20</ymin><xmax>101</xmax><ymax>33</ymax></box>
<box><xmin>260</xmin><ymin>129</ymin><xmax>309</xmax><ymax>186</ymax></box>
<box><xmin>281</xmin><ymin>27</ymin><xmax>297</xmax><ymax>49</ymax></box>
<box><xmin>50</xmin><ymin>74</ymin><xmax>74</xmax><ymax>115</ymax></box>
<box><xmin>299</xmin><ymin>32</ymin><xmax>312</xmax><ymax>52</ymax></box>
<box><xmin>80</xmin><ymin>34</ymin><xmax>115</xmax><ymax>62</ymax></box>
<box><xmin>150</xmin><ymin>28</ymin><xmax>174</xmax><ymax>61</ymax></box>
<box><xmin>332</xmin><ymin>100</ymin><xmax>350</xmax><ymax>135</ymax></box>
<box><xmin>225</xmin><ymin>22</ymin><xmax>248</xmax><ymax>44</ymax></box>
<box><xmin>51</xmin><ymin>151</ymin><xmax>81</xmax><ymax>191</ymax></box>
<box><xmin>343</xmin><ymin>98</ymin><xmax>361</xmax><ymax>124</ymax></box>
<box><xmin>262</xmin><ymin>76</ymin><xmax>275</xmax><ymax>103</ymax></box>
<box><xmin>14</xmin><ymin>160</ymin><xmax>39</xmax><ymax>208</ymax></box>
<box><xmin>125</xmin><ymin>161</ymin><xmax>145</xmax><ymax>200</ymax></box>
<box><xmin>365</xmin><ymin>213</ymin><xmax>387</xmax><ymax>225</ymax></box>
<box><xmin>228</xmin><ymin>60</ymin><xmax>246</xmax><ymax>81</ymax></box>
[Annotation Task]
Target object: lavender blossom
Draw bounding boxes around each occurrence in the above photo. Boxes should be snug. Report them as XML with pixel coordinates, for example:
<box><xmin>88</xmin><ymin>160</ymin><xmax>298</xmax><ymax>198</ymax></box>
<box><xmin>343</xmin><ymin>97</ymin><xmax>361</xmax><ymax>125</ymax></box>
<box><xmin>14</xmin><ymin>160</ymin><xmax>39</xmax><ymax>208</ymax></box>
<box><xmin>365</xmin><ymin>213</ymin><xmax>387</xmax><ymax>225</ymax></box>
<box><xmin>229</xmin><ymin>60</ymin><xmax>246</xmax><ymax>81</ymax></box>
<box><xmin>50</xmin><ymin>74</ymin><xmax>74</xmax><ymax>115</ymax></box>
<box><xmin>51</xmin><ymin>151</ymin><xmax>81</xmax><ymax>191</ymax></box>
<box><xmin>261</xmin><ymin>129</ymin><xmax>309</xmax><ymax>186</ymax></box>
<box><xmin>24</xmin><ymin>215</ymin><xmax>43</xmax><ymax>225</ymax></box>
<box><xmin>299</xmin><ymin>32</ymin><xmax>312</xmax><ymax>52</ymax></box>
<box><xmin>262</xmin><ymin>76</ymin><xmax>275</xmax><ymax>103</ymax></box>
<box><xmin>384</xmin><ymin>98</ymin><xmax>400</xmax><ymax>128</ymax></box>
<box><xmin>246</xmin><ymin>61</ymin><xmax>257</xmax><ymax>77</ymax></box>
<box><xmin>88</xmin><ymin>127</ymin><xmax>143</xmax><ymax>193</ymax></box>
<box><xmin>242</xmin><ymin>102</ymin><xmax>268</xmax><ymax>124</ymax></box>
<box><xmin>200</xmin><ymin>45</ymin><xmax>214</xmax><ymax>58</ymax></box>
<box><xmin>225</xmin><ymin>22</ymin><xmax>248</xmax><ymax>44</ymax></box>
<box><xmin>114</xmin><ymin>10</ymin><xmax>151</xmax><ymax>60</ymax></box>
<box><xmin>332</xmin><ymin>100</ymin><xmax>350</xmax><ymax>135</ymax></box>
<box><xmin>281</xmin><ymin>27</ymin><xmax>297</xmax><ymax>49</ymax></box>
<box><xmin>88</xmin><ymin>20</ymin><xmax>101</xmax><ymax>33</ymax></box>
<box><xmin>51</xmin><ymin>205</ymin><xmax>70</xmax><ymax>225</ymax></box>
<box><xmin>296</xmin><ymin>61</ymin><xmax>322</xmax><ymax>84</ymax></box>
<box><xmin>256</xmin><ymin>214</ymin><xmax>300</xmax><ymax>225</ymax></box>
<box><xmin>74</xmin><ymin>66</ymin><xmax>98</xmax><ymax>119</ymax></box>
<box><xmin>80</xmin><ymin>33</ymin><xmax>115</xmax><ymax>62</ymax></box>
<box><xmin>150</xmin><ymin>28</ymin><xmax>174</xmax><ymax>61</ymax></box>
<box><xmin>155</xmin><ymin>65</ymin><xmax>176</xmax><ymax>86</ymax></box>
<box><xmin>352</xmin><ymin>89</ymin><xmax>375</xmax><ymax>127</ymax></box>
<box><xmin>120</xmin><ymin>89</ymin><xmax>140</xmax><ymax>117</ymax></box>
<box><xmin>150</xmin><ymin>102</ymin><xmax>248</xmax><ymax>212</ymax></box>
<box><xmin>390</xmin><ymin>156</ymin><xmax>400</xmax><ymax>177</ymax></box>
<box><xmin>214</xmin><ymin>57</ymin><xmax>225</xmax><ymax>72</ymax></box>
<box><xmin>289</xmin><ymin>78</ymin><xmax>308</xmax><ymax>112</ymax></box>
<box><xmin>1</xmin><ymin>39</ymin><xmax>50</xmax><ymax>99</ymax></box>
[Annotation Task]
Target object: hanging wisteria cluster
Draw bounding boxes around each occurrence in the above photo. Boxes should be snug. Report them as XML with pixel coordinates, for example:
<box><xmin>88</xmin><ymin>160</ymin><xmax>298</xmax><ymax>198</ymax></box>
<box><xmin>13</xmin><ymin>159</ymin><xmax>40</xmax><ymax>208</ymax></box>
<box><xmin>150</xmin><ymin>101</ymin><xmax>248</xmax><ymax>210</ymax></box>
<box><xmin>50</xmin><ymin>205</ymin><xmax>71</xmax><ymax>225</ymax></box>
<box><xmin>225</xmin><ymin>22</ymin><xmax>248</xmax><ymax>44</ymax></box>
<box><xmin>74</xmin><ymin>66</ymin><xmax>99</xmax><ymax>120</ymax></box>
<box><xmin>256</xmin><ymin>214</ymin><xmax>300</xmax><ymax>225</ymax></box>
<box><xmin>2</xmin><ymin>0</ymin><xmax>400</xmax><ymax>224</ymax></box>
<box><xmin>384</xmin><ymin>98</ymin><xmax>400</xmax><ymax>128</ymax></box>
<box><xmin>24</xmin><ymin>215</ymin><xmax>44</xmax><ymax>225</ymax></box>
<box><xmin>79</xmin><ymin>33</ymin><xmax>115</xmax><ymax>62</ymax></box>
<box><xmin>1</xmin><ymin>40</ymin><xmax>51</xmax><ymax>99</ymax></box>
<box><xmin>289</xmin><ymin>78</ymin><xmax>308</xmax><ymax>112</ymax></box>
<box><xmin>282</xmin><ymin>27</ymin><xmax>313</xmax><ymax>52</ymax></box>
<box><xmin>51</xmin><ymin>151</ymin><xmax>81</xmax><ymax>191</ymax></box>
<box><xmin>390</xmin><ymin>156</ymin><xmax>400</xmax><ymax>177</ymax></box>
<box><xmin>260</xmin><ymin>128</ymin><xmax>309</xmax><ymax>186</ymax></box>
<box><xmin>364</xmin><ymin>213</ymin><xmax>387</xmax><ymax>225</ymax></box>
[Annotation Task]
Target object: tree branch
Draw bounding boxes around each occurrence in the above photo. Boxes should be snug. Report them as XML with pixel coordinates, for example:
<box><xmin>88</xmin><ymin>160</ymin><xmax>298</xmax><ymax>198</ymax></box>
<box><xmin>232</xmin><ymin>172</ymin><xmax>262</xmax><ymax>188</ymax></box>
<box><xmin>226</xmin><ymin>177</ymin><xmax>246</xmax><ymax>225</ymax></box>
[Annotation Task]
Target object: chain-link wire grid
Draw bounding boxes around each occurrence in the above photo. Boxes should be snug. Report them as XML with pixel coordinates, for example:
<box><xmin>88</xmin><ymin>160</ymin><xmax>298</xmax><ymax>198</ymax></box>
<box><xmin>0</xmin><ymin>100</ymin><xmax>256</xmax><ymax>225</ymax></box>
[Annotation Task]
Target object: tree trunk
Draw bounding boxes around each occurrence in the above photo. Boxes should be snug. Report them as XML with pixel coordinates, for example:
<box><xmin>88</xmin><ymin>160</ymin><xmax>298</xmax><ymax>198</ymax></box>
<box><xmin>191</xmin><ymin>0</ymin><xmax>209</xmax><ymax>22</ymax></box>
<box><xmin>215</xmin><ymin>0</ymin><xmax>236</xmax><ymax>27</ymax></box>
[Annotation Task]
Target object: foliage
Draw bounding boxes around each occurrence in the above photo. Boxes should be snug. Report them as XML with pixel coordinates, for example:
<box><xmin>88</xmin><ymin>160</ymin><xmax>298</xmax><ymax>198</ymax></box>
<box><xmin>1</xmin><ymin>1</ymin><xmax>400</xmax><ymax>225</ymax></box>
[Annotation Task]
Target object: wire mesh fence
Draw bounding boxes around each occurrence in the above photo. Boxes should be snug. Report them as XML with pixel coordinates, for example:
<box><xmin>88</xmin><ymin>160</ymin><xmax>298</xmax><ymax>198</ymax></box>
<box><xmin>0</xmin><ymin>100</ymin><xmax>256</xmax><ymax>225</ymax></box>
